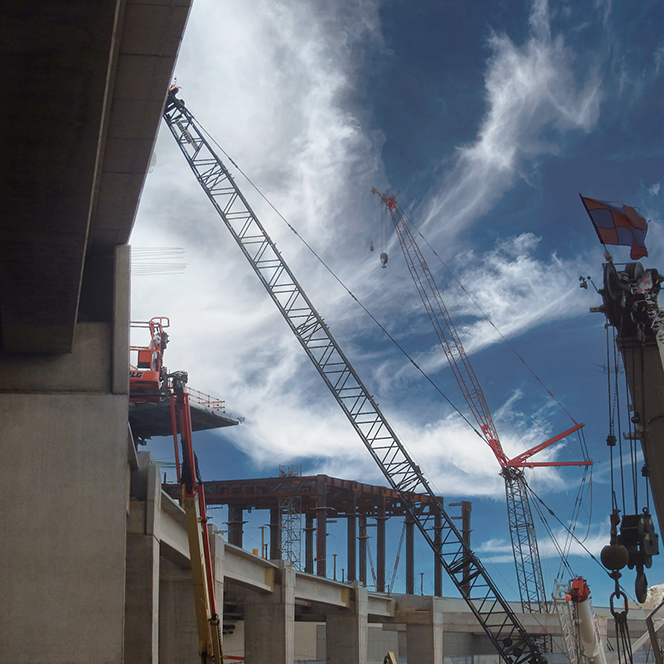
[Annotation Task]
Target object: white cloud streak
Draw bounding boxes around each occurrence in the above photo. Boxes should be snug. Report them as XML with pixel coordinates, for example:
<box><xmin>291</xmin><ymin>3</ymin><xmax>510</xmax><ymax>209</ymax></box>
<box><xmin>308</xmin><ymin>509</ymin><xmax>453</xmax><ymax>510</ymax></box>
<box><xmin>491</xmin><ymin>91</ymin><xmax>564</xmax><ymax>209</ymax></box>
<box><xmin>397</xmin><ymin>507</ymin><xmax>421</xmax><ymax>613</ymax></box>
<box><xmin>420</xmin><ymin>0</ymin><xmax>602</xmax><ymax>237</ymax></box>
<box><xmin>477</xmin><ymin>516</ymin><xmax>607</xmax><ymax>565</ymax></box>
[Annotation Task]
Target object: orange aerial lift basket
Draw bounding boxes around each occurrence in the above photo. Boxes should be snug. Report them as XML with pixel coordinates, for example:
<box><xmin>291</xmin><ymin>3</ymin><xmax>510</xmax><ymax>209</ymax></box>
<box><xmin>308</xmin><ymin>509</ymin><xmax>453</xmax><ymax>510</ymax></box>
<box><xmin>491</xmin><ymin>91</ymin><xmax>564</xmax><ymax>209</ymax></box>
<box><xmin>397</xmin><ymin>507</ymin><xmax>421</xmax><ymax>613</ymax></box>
<box><xmin>129</xmin><ymin>317</ymin><xmax>170</xmax><ymax>401</ymax></box>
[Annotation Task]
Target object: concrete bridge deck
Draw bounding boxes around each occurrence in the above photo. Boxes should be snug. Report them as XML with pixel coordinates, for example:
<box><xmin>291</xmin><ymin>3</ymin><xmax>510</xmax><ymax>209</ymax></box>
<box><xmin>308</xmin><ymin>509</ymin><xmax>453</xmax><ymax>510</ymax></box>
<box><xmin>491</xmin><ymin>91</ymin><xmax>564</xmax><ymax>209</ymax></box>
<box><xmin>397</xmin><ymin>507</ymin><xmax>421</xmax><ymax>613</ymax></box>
<box><xmin>128</xmin><ymin>452</ymin><xmax>657</xmax><ymax>664</ymax></box>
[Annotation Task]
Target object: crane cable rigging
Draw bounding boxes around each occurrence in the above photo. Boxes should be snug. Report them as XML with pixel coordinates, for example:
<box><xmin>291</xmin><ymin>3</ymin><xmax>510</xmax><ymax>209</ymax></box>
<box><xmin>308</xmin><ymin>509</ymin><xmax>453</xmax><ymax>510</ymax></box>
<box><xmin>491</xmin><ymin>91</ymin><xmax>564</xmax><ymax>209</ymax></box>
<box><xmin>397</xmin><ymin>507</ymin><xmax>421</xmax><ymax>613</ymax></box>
<box><xmin>603</xmin><ymin>313</ymin><xmax>656</xmax><ymax>602</ymax></box>
<box><xmin>370</xmin><ymin>194</ymin><xmax>596</xmax><ymax>575</ymax></box>
<box><xmin>373</xmin><ymin>191</ymin><xmax>597</xmax><ymax>553</ymax></box>
<box><xmin>191</xmin><ymin>114</ymin><xmax>487</xmax><ymax>443</ymax></box>
<box><xmin>372</xmin><ymin>188</ymin><xmax>595</xmax><ymax>618</ymax></box>
<box><xmin>400</xmin><ymin>222</ymin><xmax>596</xmax><ymax>583</ymax></box>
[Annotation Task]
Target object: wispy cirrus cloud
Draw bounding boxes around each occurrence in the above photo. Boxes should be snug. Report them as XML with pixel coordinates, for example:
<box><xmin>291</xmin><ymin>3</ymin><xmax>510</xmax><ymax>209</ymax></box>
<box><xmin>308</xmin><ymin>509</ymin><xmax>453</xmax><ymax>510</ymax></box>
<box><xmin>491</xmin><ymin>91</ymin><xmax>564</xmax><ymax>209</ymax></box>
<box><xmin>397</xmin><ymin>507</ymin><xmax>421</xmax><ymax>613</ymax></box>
<box><xmin>478</xmin><ymin>518</ymin><xmax>607</xmax><ymax>565</ymax></box>
<box><xmin>421</xmin><ymin>0</ymin><xmax>602</xmax><ymax>238</ymax></box>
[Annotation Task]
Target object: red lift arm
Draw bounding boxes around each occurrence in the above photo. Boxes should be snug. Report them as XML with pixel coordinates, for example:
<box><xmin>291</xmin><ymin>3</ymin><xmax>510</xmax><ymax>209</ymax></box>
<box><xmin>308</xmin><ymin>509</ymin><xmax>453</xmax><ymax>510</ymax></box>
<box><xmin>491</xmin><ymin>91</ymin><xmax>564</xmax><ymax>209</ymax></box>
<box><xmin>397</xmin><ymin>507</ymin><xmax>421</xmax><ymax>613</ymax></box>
<box><xmin>130</xmin><ymin>321</ymin><xmax>223</xmax><ymax>663</ymax></box>
<box><xmin>169</xmin><ymin>371</ymin><xmax>224</xmax><ymax>664</ymax></box>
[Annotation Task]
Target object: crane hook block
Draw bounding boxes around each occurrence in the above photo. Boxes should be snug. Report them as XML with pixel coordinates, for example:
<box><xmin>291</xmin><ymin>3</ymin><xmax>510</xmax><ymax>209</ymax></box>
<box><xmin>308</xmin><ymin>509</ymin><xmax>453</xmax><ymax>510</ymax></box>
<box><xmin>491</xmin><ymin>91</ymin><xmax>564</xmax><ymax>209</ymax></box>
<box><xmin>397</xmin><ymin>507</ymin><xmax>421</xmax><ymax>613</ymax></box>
<box><xmin>370</xmin><ymin>242</ymin><xmax>374</xmax><ymax>252</ymax></box>
<box><xmin>380</xmin><ymin>252</ymin><xmax>388</xmax><ymax>268</ymax></box>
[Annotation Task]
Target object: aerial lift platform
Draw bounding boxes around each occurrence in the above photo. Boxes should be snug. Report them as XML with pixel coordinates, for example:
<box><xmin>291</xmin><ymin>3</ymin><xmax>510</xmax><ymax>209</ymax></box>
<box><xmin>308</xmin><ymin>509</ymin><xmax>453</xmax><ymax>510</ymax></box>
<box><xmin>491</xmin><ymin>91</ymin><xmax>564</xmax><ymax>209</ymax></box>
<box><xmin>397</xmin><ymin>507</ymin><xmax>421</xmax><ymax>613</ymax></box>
<box><xmin>129</xmin><ymin>318</ymin><xmax>241</xmax><ymax>441</ymax></box>
<box><xmin>129</xmin><ymin>317</ymin><xmax>233</xmax><ymax>663</ymax></box>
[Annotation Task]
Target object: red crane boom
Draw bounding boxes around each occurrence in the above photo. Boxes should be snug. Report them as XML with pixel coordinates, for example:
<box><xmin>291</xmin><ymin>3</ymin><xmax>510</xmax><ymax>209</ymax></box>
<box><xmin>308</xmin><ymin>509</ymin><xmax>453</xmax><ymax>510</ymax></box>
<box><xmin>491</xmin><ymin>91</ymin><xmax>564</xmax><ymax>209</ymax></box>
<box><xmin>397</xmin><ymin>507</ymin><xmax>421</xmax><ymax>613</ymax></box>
<box><xmin>372</xmin><ymin>188</ymin><xmax>590</xmax><ymax>613</ymax></box>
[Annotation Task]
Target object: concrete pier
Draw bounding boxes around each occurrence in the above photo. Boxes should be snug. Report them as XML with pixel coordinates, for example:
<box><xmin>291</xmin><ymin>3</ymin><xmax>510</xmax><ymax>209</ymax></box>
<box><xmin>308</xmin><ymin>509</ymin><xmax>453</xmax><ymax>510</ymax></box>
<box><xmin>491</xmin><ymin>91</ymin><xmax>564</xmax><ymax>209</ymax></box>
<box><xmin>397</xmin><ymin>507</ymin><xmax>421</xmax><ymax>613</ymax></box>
<box><xmin>326</xmin><ymin>584</ymin><xmax>369</xmax><ymax>664</ymax></box>
<box><xmin>244</xmin><ymin>563</ymin><xmax>296</xmax><ymax>664</ymax></box>
<box><xmin>398</xmin><ymin>596</ymin><xmax>445</xmax><ymax>664</ymax></box>
<box><xmin>0</xmin><ymin>247</ymin><xmax>131</xmax><ymax>664</ymax></box>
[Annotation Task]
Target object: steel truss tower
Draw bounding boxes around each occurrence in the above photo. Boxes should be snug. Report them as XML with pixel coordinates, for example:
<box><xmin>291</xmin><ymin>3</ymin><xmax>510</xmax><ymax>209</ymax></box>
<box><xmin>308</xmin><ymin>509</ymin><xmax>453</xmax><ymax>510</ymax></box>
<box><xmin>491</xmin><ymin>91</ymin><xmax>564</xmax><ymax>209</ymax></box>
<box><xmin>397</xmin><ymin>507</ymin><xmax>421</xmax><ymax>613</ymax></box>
<box><xmin>278</xmin><ymin>464</ymin><xmax>303</xmax><ymax>569</ymax></box>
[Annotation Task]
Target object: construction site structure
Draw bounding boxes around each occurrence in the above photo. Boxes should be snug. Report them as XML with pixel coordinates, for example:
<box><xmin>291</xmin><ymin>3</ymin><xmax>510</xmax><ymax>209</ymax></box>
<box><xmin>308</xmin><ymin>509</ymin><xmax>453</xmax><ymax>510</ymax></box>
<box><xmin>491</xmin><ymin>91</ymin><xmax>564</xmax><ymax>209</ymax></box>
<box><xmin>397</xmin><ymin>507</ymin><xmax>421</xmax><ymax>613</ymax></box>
<box><xmin>594</xmin><ymin>260</ymin><xmax>661</xmax><ymax>607</ymax></box>
<box><xmin>277</xmin><ymin>464</ymin><xmax>303</xmax><ymax>569</ymax></box>
<box><xmin>568</xmin><ymin>578</ymin><xmax>608</xmax><ymax>664</ymax></box>
<box><xmin>597</xmin><ymin>260</ymin><xmax>664</xmax><ymax>534</ymax></box>
<box><xmin>129</xmin><ymin>318</ymin><xmax>240</xmax><ymax>440</ymax></box>
<box><xmin>165</xmin><ymin>473</ymin><xmax>468</xmax><ymax>596</ymax></box>
<box><xmin>162</xmin><ymin>87</ymin><xmax>547</xmax><ymax>664</ymax></box>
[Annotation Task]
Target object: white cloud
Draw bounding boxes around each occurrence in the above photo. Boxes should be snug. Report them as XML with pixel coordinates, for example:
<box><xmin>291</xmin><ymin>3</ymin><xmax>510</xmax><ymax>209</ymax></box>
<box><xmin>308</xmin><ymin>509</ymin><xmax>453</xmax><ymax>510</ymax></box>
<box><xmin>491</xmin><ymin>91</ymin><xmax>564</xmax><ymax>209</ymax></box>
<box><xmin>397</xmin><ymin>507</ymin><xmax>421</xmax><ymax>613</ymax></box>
<box><xmin>420</xmin><ymin>0</ymin><xmax>602</xmax><ymax>237</ymax></box>
<box><xmin>438</xmin><ymin>234</ymin><xmax>590</xmax><ymax>353</ymax></box>
<box><xmin>364</xmin><ymin>232</ymin><xmax>596</xmax><ymax>396</ymax></box>
<box><xmin>477</xmin><ymin>517</ymin><xmax>607</xmax><ymax>564</ymax></box>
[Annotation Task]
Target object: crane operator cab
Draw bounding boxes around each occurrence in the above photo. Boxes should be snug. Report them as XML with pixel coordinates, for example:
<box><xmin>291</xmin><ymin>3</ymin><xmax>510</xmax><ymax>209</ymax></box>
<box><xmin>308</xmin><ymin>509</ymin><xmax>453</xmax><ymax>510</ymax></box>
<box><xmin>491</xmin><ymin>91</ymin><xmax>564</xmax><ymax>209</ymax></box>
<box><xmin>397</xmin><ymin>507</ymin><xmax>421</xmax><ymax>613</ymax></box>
<box><xmin>129</xmin><ymin>317</ymin><xmax>170</xmax><ymax>402</ymax></box>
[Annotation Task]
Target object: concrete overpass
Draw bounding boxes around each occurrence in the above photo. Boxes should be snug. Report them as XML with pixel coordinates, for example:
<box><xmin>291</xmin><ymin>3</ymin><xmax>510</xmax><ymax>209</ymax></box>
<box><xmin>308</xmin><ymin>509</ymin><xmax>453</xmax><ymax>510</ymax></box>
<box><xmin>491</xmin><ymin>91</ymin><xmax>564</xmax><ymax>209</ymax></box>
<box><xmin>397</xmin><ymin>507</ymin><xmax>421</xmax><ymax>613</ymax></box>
<box><xmin>0</xmin><ymin>2</ymin><xmax>192</xmax><ymax>663</ymax></box>
<box><xmin>0</xmin><ymin>0</ymin><xmax>190</xmax><ymax>354</ymax></box>
<box><xmin>131</xmin><ymin>451</ymin><xmax>661</xmax><ymax>664</ymax></box>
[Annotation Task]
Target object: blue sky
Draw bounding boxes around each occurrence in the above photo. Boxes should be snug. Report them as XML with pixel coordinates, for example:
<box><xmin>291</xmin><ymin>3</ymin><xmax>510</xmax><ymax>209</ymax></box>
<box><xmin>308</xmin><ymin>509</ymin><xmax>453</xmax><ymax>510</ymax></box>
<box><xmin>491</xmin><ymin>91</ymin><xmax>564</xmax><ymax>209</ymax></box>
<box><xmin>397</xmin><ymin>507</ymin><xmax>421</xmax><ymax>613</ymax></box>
<box><xmin>131</xmin><ymin>0</ymin><xmax>663</xmax><ymax>605</ymax></box>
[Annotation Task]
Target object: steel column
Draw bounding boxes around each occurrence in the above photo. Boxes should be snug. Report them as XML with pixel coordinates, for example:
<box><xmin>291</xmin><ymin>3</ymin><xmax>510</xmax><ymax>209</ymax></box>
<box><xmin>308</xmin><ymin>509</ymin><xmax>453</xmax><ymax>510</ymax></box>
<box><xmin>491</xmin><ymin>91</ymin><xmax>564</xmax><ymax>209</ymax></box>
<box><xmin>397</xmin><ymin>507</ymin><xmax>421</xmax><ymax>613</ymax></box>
<box><xmin>434</xmin><ymin>505</ymin><xmax>443</xmax><ymax>597</ymax></box>
<box><xmin>376</xmin><ymin>498</ymin><xmax>386</xmax><ymax>592</ymax></box>
<box><xmin>358</xmin><ymin>515</ymin><xmax>367</xmax><ymax>586</ymax></box>
<box><xmin>304</xmin><ymin>512</ymin><xmax>315</xmax><ymax>574</ymax></box>
<box><xmin>316</xmin><ymin>478</ymin><xmax>327</xmax><ymax>577</ymax></box>
<box><xmin>228</xmin><ymin>505</ymin><xmax>244</xmax><ymax>548</ymax></box>
<box><xmin>269</xmin><ymin>508</ymin><xmax>281</xmax><ymax>560</ymax></box>
<box><xmin>347</xmin><ymin>510</ymin><xmax>357</xmax><ymax>583</ymax></box>
<box><xmin>406</xmin><ymin>512</ymin><xmax>415</xmax><ymax>595</ymax></box>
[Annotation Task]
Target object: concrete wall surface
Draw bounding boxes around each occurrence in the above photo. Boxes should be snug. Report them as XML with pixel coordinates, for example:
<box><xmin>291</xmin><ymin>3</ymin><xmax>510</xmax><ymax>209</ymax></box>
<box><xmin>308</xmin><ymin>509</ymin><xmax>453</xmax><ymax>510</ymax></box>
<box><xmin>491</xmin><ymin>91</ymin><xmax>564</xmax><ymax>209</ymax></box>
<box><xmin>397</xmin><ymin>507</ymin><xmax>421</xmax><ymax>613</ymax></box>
<box><xmin>0</xmin><ymin>245</ymin><xmax>131</xmax><ymax>664</ymax></box>
<box><xmin>0</xmin><ymin>392</ymin><xmax>129</xmax><ymax>663</ymax></box>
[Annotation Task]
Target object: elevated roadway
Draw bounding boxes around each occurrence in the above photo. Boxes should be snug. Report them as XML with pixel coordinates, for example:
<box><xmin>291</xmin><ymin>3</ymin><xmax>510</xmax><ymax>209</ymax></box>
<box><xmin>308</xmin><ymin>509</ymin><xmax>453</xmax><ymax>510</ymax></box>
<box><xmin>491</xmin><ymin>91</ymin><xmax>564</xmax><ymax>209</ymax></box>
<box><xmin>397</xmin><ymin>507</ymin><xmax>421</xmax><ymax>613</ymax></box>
<box><xmin>0</xmin><ymin>0</ymin><xmax>191</xmax><ymax>353</ymax></box>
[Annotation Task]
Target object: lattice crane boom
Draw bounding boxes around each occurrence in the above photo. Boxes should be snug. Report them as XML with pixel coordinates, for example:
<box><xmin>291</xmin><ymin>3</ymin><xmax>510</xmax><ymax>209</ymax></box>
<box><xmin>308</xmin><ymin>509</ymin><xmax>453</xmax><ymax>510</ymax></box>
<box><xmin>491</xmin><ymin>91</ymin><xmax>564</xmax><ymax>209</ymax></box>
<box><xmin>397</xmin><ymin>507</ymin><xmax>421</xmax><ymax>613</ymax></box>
<box><xmin>162</xmin><ymin>88</ymin><xmax>546</xmax><ymax>664</ymax></box>
<box><xmin>372</xmin><ymin>189</ymin><xmax>588</xmax><ymax>614</ymax></box>
<box><xmin>372</xmin><ymin>189</ymin><xmax>508</xmax><ymax>465</ymax></box>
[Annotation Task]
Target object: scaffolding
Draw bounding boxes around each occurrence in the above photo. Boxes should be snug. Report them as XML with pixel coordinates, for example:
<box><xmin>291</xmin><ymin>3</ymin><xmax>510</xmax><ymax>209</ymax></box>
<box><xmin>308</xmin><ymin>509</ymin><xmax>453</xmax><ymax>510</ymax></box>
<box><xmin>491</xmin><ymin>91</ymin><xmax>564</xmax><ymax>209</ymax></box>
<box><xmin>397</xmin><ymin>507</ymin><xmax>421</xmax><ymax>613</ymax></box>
<box><xmin>278</xmin><ymin>464</ymin><xmax>303</xmax><ymax>569</ymax></box>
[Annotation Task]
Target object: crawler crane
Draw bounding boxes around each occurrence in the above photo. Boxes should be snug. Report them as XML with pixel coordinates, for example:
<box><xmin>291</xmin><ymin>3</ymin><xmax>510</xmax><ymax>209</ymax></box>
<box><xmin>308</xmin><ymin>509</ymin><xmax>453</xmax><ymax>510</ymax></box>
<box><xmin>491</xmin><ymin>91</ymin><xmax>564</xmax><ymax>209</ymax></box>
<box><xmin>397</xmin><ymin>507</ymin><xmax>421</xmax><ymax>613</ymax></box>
<box><xmin>162</xmin><ymin>87</ymin><xmax>547</xmax><ymax>664</ymax></box>
<box><xmin>371</xmin><ymin>188</ymin><xmax>592</xmax><ymax>614</ymax></box>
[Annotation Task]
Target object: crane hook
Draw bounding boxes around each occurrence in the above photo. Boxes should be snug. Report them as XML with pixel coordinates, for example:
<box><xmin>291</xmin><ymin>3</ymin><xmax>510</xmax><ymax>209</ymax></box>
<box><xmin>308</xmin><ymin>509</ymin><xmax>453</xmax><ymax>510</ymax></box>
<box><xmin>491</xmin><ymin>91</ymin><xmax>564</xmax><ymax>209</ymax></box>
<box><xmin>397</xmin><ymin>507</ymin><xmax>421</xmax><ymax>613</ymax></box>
<box><xmin>380</xmin><ymin>252</ymin><xmax>388</xmax><ymax>268</ymax></box>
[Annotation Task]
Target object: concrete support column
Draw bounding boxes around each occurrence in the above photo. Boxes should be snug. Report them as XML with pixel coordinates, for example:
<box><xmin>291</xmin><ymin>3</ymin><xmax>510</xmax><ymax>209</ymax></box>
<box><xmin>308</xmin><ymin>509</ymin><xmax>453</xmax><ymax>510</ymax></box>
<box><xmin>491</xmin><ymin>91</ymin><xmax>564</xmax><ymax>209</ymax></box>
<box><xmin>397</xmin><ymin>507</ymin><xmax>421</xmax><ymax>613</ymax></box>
<box><xmin>0</xmin><ymin>245</ymin><xmax>130</xmax><ymax>664</ymax></box>
<box><xmin>358</xmin><ymin>515</ymin><xmax>367</xmax><ymax>586</ymax></box>
<box><xmin>269</xmin><ymin>508</ymin><xmax>281</xmax><ymax>560</ymax></box>
<box><xmin>228</xmin><ymin>505</ymin><xmax>244</xmax><ymax>548</ymax></box>
<box><xmin>406</xmin><ymin>513</ymin><xmax>415</xmax><ymax>595</ymax></box>
<box><xmin>125</xmin><ymin>533</ymin><xmax>159</xmax><ymax>663</ymax></box>
<box><xmin>304</xmin><ymin>512</ymin><xmax>315</xmax><ymax>573</ymax></box>
<box><xmin>400</xmin><ymin>596</ymin><xmax>444</xmax><ymax>664</ymax></box>
<box><xmin>244</xmin><ymin>562</ymin><xmax>295</xmax><ymax>664</ymax></box>
<box><xmin>124</xmin><ymin>461</ymin><xmax>161</xmax><ymax>664</ymax></box>
<box><xmin>209</xmin><ymin>532</ymin><xmax>225</xmax><ymax>624</ymax></box>
<box><xmin>159</xmin><ymin>557</ymin><xmax>199</xmax><ymax>664</ymax></box>
<box><xmin>433</xmin><ymin>506</ymin><xmax>443</xmax><ymax>598</ymax></box>
<box><xmin>326</xmin><ymin>583</ymin><xmax>369</xmax><ymax>664</ymax></box>
<box><xmin>316</xmin><ymin>478</ymin><xmax>327</xmax><ymax>577</ymax></box>
<box><xmin>376</xmin><ymin>499</ymin><xmax>386</xmax><ymax>593</ymax></box>
<box><xmin>347</xmin><ymin>510</ymin><xmax>357</xmax><ymax>583</ymax></box>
